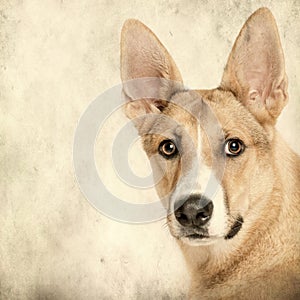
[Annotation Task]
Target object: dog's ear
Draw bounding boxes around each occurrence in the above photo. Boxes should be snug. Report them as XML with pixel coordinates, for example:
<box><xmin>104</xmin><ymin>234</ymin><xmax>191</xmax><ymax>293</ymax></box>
<box><xmin>121</xmin><ymin>19</ymin><xmax>183</xmax><ymax>120</ymax></box>
<box><xmin>221</xmin><ymin>8</ymin><xmax>288</xmax><ymax>125</ymax></box>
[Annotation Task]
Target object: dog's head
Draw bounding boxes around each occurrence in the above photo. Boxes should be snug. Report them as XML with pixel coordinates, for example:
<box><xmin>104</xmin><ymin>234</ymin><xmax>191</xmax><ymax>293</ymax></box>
<box><xmin>120</xmin><ymin>8</ymin><xmax>288</xmax><ymax>246</ymax></box>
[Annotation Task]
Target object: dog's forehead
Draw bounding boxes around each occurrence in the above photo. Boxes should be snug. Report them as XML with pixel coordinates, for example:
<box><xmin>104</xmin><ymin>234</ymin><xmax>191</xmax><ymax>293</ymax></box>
<box><xmin>168</xmin><ymin>90</ymin><xmax>204</xmax><ymax>120</ymax></box>
<box><xmin>151</xmin><ymin>91</ymin><xmax>201</xmax><ymax>145</ymax></box>
<box><xmin>167</xmin><ymin>88</ymin><xmax>264</xmax><ymax>135</ymax></box>
<box><xmin>164</xmin><ymin>90</ymin><xmax>223</xmax><ymax>139</ymax></box>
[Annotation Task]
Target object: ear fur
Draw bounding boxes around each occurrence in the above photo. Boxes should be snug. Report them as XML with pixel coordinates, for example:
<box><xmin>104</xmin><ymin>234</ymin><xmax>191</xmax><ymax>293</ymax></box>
<box><xmin>120</xmin><ymin>19</ymin><xmax>183</xmax><ymax>120</ymax></box>
<box><xmin>221</xmin><ymin>8</ymin><xmax>288</xmax><ymax>125</ymax></box>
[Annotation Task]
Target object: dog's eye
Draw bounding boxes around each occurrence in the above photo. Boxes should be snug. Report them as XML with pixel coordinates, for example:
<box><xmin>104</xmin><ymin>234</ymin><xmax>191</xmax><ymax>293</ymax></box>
<box><xmin>225</xmin><ymin>139</ymin><xmax>245</xmax><ymax>156</ymax></box>
<box><xmin>159</xmin><ymin>140</ymin><xmax>178</xmax><ymax>158</ymax></box>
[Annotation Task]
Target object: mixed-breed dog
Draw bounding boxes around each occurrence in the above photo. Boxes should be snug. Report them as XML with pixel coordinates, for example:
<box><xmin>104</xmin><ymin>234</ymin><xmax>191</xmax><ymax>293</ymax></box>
<box><xmin>117</xmin><ymin>7</ymin><xmax>299</xmax><ymax>299</ymax></box>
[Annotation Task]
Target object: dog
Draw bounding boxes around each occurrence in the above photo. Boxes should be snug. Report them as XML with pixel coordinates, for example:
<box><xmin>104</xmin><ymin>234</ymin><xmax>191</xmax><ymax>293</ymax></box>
<box><xmin>120</xmin><ymin>8</ymin><xmax>300</xmax><ymax>299</ymax></box>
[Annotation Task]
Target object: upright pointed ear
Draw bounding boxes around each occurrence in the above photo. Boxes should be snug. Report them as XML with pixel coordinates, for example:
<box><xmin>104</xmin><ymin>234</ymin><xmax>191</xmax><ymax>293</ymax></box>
<box><xmin>120</xmin><ymin>19</ymin><xmax>183</xmax><ymax>120</ymax></box>
<box><xmin>220</xmin><ymin>8</ymin><xmax>288</xmax><ymax>126</ymax></box>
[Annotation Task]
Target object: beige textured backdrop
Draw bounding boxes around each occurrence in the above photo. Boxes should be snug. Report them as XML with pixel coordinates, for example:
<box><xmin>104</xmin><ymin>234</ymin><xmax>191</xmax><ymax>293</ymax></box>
<box><xmin>1</xmin><ymin>1</ymin><xmax>299</xmax><ymax>299</ymax></box>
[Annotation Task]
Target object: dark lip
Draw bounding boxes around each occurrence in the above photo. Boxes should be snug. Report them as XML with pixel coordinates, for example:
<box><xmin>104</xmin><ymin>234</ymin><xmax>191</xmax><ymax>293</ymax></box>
<box><xmin>225</xmin><ymin>215</ymin><xmax>244</xmax><ymax>240</ymax></box>
<box><xmin>186</xmin><ymin>233</ymin><xmax>209</xmax><ymax>239</ymax></box>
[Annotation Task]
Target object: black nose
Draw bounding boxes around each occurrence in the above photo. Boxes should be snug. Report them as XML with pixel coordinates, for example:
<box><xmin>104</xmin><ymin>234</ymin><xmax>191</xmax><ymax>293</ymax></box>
<box><xmin>175</xmin><ymin>195</ymin><xmax>213</xmax><ymax>227</ymax></box>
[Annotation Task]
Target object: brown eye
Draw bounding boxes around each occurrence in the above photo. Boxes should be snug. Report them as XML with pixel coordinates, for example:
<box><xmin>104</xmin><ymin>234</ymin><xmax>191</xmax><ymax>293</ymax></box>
<box><xmin>225</xmin><ymin>139</ymin><xmax>244</xmax><ymax>156</ymax></box>
<box><xmin>159</xmin><ymin>140</ymin><xmax>178</xmax><ymax>158</ymax></box>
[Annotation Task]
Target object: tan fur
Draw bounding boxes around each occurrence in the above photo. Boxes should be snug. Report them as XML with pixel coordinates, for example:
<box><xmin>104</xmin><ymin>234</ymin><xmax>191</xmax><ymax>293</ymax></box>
<box><xmin>120</xmin><ymin>8</ymin><xmax>300</xmax><ymax>299</ymax></box>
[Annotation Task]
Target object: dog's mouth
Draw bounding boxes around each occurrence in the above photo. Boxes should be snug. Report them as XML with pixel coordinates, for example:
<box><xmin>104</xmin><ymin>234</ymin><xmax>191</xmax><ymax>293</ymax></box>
<box><xmin>181</xmin><ymin>231</ymin><xmax>222</xmax><ymax>246</ymax></box>
<box><xmin>186</xmin><ymin>233</ymin><xmax>209</xmax><ymax>239</ymax></box>
<box><xmin>180</xmin><ymin>215</ymin><xmax>244</xmax><ymax>243</ymax></box>
<box><xmin>225</xmin><ymin>215</ymin><xmax>244</xmax><ymax>240</ymax></box>
<box><xmin>180</xmin><ymin>229</ymin><xmax>213</xmax><ymax>244</ymax></box>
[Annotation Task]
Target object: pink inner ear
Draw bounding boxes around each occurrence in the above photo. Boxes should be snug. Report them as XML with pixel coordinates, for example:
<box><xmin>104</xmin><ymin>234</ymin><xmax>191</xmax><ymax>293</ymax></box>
<box><xmin>245</xmin><ymin>51</ymin><xmax>280</xmax><ymax>103</ymax></box>
<box><xmin>246</xmin><ymin>70</ymin><xmax>270</xmax><ymax>100</ymax></box>
<box><xmin>242</xmin><ymin>43</ymin><xmax>272</xmax><ymax>97</ymax></box>
<box><xmin>123</xmin><ymin>77</ymin><xmax>162</xmax><ymax>101</ymax></box>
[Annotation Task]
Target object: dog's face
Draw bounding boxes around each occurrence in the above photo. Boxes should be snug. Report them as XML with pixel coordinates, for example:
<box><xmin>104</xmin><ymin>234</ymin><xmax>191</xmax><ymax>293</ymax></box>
<box><xmin>120</xmin><ymin>8</ymin><xmax>288</xmax><ymax>245</ymax></box>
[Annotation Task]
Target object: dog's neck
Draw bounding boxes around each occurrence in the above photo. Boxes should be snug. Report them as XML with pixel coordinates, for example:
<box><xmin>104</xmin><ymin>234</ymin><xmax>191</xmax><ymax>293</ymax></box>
<box><xmin>178</xmin><ymin>129</ymin><xmax>300</xmax><ymax>291</ymax></box>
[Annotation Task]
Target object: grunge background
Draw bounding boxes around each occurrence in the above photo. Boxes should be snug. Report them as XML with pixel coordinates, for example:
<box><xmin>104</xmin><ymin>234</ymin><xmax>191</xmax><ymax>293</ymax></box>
<box><xmin>1</xmin><ymin>1</ymin><xmax>299</xmax><ymax>299</ymax></box>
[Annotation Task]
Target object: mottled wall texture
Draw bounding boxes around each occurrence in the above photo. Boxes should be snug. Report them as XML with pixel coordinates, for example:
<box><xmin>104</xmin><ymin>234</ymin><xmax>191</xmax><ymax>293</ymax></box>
<box><xmin>0</xmin><ymin>0</ymin><xmax>299</xmax><ymax>299</ymax></box>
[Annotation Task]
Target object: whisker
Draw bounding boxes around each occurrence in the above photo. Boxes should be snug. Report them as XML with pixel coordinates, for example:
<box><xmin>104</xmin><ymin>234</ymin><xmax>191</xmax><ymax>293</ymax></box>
<box><xmin>227</xmin><ymin>213</ymin><xmax>244</xmax><ymax>225</ymax></box>
<box><xmin>161</xmin><ymin>221</ymin><xmax>169</xmax><ymax>229</ymax></box>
